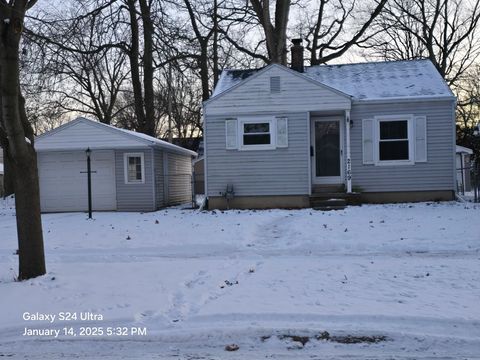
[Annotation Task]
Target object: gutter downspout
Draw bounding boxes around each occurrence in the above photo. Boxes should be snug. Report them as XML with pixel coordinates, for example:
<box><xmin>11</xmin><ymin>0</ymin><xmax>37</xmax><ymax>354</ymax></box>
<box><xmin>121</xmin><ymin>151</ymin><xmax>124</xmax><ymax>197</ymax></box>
<box><xmin>345</xmin><ymin>110</ymin><xmax>352</xmax><ymax>193</ymax></box>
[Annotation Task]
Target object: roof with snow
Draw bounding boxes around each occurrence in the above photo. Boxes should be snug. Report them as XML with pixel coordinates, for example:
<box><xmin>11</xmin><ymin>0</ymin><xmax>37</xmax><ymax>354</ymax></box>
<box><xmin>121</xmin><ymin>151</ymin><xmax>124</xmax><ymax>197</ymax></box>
<box><xmin>35</xmin><ymin>117</ymin><xmax>197</xmax><ymax>157</ymax></box>
<box><xmin>211</xmin><ymin>59</ymin><xmax>454</xmax><ymax>102</ymax></box>
<box><xmin>456</xmin><ymin>145</ymin><xmax>473</xmax><ymax>155</ymax></box>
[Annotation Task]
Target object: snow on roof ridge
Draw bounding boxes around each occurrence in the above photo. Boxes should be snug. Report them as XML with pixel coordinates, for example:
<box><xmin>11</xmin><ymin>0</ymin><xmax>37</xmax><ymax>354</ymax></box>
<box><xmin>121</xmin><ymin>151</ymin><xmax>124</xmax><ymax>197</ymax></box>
<box><xmin>219</xmin><ymin>58</ymin><xmax>432</xmax><ymax>74</ymax></box>
<box><xmin>210</xmin><ymin>59</ymin><xmax>454</xmax><ymax>101</ymax></box>
<box><xmin>306</xmin><ymin>58</ymin><xmax>432</xmax><ymax>69</ymax></box>
<box><xmin>456</xmin><ymin>145</ymin><xmax>473</xmax><ymax>154</ymax></box>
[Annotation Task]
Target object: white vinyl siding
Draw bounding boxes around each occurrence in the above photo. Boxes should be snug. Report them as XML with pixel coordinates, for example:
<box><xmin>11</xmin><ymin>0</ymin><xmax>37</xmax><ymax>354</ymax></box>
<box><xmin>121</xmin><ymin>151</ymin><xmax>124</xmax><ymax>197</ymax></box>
<box><xmin>206</xmin><ymin>112</ymin><xmax>309</xmax><ymax>196</ymax></box>
<box><xmin>205</xmin><ymin>65</ymin><xmax>351</xmax><ymax>116</ymax></box>
<box><xmin>166</xmin><ymin>152</ymin><xmax>192</xmax><ymax>205</ymax></box>
<box><xmin>353</xmin><ymin>101</ymin><xmax>455</xmax><ymax>192</ymax></box>
<box><xmin>35</xmin><ymin>120</ymin><xmax>145</xmax><ymax>151</ymax></box>
<box><xmin>115</xmin><ymin>149</ymin><xmax>155</xmax><ymax>211</ymax></box>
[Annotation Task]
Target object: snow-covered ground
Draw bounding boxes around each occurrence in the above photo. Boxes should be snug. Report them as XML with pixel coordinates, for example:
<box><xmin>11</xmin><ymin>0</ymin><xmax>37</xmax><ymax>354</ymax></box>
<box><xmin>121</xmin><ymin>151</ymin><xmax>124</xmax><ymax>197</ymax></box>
<box><xmin>0</xmin><ymin>198</ymin><xmax>479</xmax><ymax>359</ymax></box>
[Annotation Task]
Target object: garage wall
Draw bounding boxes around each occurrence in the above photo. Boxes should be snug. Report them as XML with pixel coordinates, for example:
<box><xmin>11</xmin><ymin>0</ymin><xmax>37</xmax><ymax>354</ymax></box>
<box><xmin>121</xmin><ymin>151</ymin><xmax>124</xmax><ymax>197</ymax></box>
<box><xmin>153</xmin><ymin>148</ymin><xmax>165</xmax><ymax>209</ymax></box>
<box><xmin>115</xmin><ymin>148</ymin><xmax>155</xmax><ymax>211</ymax></box>
<box><xmin>166</xmin><ymin>152</ymin><xmax>193</xmax><ymax>205</ymax></box>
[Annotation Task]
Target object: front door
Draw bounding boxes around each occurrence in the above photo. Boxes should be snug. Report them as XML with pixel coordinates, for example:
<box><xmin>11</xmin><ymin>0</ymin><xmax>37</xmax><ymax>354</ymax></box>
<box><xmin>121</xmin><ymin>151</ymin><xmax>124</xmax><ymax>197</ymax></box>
<box><xmin>311</xmin><ymin>117</ymin><xmax>343</xmax><ymax>184</ymax></box>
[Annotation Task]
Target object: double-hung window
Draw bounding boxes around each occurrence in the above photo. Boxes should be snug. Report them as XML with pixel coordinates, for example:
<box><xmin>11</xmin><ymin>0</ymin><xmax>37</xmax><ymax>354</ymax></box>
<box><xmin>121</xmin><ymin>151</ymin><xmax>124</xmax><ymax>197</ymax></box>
<box><xmin>239</xmin><ymin>118</ymin><xmax>275</xmax><ymax>150</ymax></box>
<box><xmin>375</xmin><ymin>116</ymin><xmax>414</xmax><ymax>165</ymax></box>
<box><xmin>124</xmin><ymin>153</ymin><xmax>145</xmax><ymax>184</ymax></box>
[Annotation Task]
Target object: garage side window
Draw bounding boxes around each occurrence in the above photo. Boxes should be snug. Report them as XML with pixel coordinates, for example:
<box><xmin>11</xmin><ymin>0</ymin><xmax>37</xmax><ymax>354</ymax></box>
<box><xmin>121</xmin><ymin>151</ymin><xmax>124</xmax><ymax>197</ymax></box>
<box><xmin>124</xmin><ymin>153</ymin><xmax>145</xmax><ymax>184</ymax></box>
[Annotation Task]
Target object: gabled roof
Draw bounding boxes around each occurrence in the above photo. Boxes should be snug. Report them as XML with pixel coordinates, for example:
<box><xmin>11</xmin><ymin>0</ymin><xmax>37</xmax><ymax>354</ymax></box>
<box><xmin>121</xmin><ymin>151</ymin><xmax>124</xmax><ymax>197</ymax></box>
<box><xmin>456</xmin><ymin>145</ymin><xmax>473</xmax><ymax>155</ymax></box>
<box><xmin>207</xmin><ymin>63</ymin><xmax>351</xmax><ymax>105</ymax></box>
<box><xmin>211</xmin><ymin>59</ymin><xmax>455</xmax><ymax>102</ymax></box>
<box><xmin>35</xmin><ymin>117</ymin><xmax>197</xmax><ymax>156</ymax></box>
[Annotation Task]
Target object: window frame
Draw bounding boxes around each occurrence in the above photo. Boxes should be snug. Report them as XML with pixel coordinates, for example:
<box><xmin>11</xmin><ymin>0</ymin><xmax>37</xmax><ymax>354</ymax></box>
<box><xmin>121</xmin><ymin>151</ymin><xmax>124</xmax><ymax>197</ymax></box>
<box><xmin>238</xmin><ymin>117</ymin><xmax>276</xmax><ymax>151</ymax></box>
<box><xmin>123</xmin><ymin>152</ymin><xmax>145</xmax><ymax>184</ymax></box>
<box><xmin>374</xmin><ymin>115</ymin><xmax>415</xmax><ymax>166</ymax></box>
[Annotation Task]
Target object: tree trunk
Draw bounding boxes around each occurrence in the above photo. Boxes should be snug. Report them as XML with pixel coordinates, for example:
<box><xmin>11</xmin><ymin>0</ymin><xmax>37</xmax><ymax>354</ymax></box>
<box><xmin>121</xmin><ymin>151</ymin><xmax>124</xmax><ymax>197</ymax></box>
<box><xmin>2</xmin><ymin>148</ymin><xmax>15</xmax><ymax>197</ymax></box>
<box><xmin>250</xmin><ymin>0</ymin><xmax>291</xmax><ymax>65</ymax></box>
<box><xmin>0</xmin><ymin>9</ymin><xmax>46</xmax><ymax>280</ymax></box>
<box><xmin>213</xmin><ymin>0</ymin><xmax>219</xmax><ymax>87</ymax></box>
<box><xmin>139</xmin><ymin>0</ymin><xmax>156</xmax><ymax>136</ymax></box>
<box><xmin>126</xmin><ymin>0</ymin><xmax>147</xmax><ymax>133</ymax></box>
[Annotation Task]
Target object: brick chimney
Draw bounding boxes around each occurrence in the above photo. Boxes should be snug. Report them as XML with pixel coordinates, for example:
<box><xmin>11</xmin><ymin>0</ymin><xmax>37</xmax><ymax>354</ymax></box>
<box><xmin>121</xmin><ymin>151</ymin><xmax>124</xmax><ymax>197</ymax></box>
<box><xmin>290</xmin><ymin>39</ymin><xmax>304</xmax><ymax>73</ymax></box>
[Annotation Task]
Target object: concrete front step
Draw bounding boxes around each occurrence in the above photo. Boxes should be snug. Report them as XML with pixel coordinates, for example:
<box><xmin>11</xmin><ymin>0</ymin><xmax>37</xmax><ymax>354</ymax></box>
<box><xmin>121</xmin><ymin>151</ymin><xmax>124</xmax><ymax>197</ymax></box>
<box><xmin>310</xmin><ymin>197</ymin><xmax>347</xmax><ymax>211</ymax></box>
<box><xmin>310</xmin><ymin>192</ymin><xmax>349</xmax><ymax>199</ymax></box>
<box><xmin>312</xmin><ymin>184</ymin><xmax>345</xmax><ymax>193</ymax></box>
<box><xmin>312</xmin><ymin>205</ymin><xmax>346</xmax><ymax>211</ymax></box>
<box><xmin>309</xmin><ymin>192</ymin><xmax>362</xmax><ymax>209</ymax></box>
<box><xmin>310</xmin><ymin>199</ymin><xmax>347</xmax><ymax>207</ymax></box>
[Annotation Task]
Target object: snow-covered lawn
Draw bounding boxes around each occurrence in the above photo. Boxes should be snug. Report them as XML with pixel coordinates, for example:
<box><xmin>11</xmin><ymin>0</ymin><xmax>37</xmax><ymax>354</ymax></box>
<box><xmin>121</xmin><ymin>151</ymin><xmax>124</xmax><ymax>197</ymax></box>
<box><xmin>0</xmin><ymin>198</ymin><xmax>479</xmax><ymax>359</ymax></box>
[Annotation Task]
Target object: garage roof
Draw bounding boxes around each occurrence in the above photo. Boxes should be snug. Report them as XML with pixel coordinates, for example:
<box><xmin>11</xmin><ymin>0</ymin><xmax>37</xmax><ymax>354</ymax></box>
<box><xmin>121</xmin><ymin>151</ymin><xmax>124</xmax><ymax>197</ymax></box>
<box><xmin>35</xmin><ymin>117</ymin><xmax>197</xmax><ymax>156</ymax></box>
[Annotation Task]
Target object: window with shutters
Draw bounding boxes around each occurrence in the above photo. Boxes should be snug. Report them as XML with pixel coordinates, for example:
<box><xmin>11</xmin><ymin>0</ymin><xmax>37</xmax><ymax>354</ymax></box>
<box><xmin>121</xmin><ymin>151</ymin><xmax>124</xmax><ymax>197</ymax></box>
<box><xmin>124</xmin><ymin>153</ymin><xmax>145</xmax><ymax>184</ymax></box>
<box><xmin>374</xmin><ymin>116</ymin><xmax>414</xmax><ymax>165</ymax></box>
<box><xmin>239</xmin><ymin>117</ymin><xmax>276</xmax><ymax>150</ymax></box>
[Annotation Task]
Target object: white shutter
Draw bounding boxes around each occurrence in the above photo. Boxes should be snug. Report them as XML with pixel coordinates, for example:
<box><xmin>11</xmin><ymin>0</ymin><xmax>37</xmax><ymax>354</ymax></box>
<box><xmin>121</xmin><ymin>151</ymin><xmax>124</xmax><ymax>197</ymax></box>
<box><xmin>414</xmin><ymin>116</ymin><xmax>427</xmax><ymax>162</ymax></box>
<box><xmin>276</xmin><ymin>117</ymin><xmax>288</xmax><ymax>148</ymax></box>
<box><xmin>225</xmin><ymin>119</ymin><xmax>238</xmax><ymax>150</ymax></box>
<box><xmin>362</xmin><ymin>118</ymin><xmax>374</xmax><ymax>164</ymax></box>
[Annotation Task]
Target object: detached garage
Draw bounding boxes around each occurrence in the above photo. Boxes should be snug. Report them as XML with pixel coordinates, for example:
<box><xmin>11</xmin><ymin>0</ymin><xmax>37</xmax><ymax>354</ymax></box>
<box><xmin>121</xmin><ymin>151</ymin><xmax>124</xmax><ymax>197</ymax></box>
<box><xmin>35</xmin><ymin>117</ymin><xmax>196</xmax><ymax>213</ymax></box>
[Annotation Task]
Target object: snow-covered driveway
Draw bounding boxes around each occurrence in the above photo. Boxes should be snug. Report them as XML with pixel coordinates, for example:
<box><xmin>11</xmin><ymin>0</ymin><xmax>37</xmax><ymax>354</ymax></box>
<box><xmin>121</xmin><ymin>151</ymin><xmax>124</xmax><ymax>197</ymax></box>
<box><xmin>0</xmin><ymin>199</ymin><xmax>479</xmax><ymax>359</ymax></box>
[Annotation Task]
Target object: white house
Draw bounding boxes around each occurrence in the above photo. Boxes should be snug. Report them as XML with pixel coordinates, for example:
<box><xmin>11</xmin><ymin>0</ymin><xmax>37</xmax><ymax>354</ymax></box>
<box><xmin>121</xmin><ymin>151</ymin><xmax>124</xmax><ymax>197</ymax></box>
<box><xmin>203</xmin><ymin>40</ymin><xmax>456</xmax><ymax>209</ymax></box>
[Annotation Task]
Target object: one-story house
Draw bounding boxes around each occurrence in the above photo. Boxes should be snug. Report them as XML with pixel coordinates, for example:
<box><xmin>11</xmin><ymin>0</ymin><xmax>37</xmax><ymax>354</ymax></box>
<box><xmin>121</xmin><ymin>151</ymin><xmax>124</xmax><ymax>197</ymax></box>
<box><xmin>456</xmin><ymin>145</ymin><xmax>473</xmax><ymax>193</ymax></box>
<box><xmin>35</xmin><ymin>117</ymin><xmax>196</xmax><ymax>213</ymax></box>
<box><xmin>203</xmin><ymin>40</ymin><xmax>456</xmax><ymax>209</ymax></box>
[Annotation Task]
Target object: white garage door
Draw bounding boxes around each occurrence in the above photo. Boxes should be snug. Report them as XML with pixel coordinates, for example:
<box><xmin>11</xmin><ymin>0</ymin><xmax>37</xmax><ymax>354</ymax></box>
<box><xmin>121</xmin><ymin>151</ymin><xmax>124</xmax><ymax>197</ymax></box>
<box><xmin>38</xmin><ymin>150</ymin><xmax>117</xmax><ymax>212</ymax></box>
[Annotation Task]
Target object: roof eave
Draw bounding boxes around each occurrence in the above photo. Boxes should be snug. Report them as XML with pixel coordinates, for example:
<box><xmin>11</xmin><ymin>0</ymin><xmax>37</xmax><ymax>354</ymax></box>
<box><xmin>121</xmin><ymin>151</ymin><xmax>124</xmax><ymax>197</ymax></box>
<box><xmin>352</xmin><ymin>95</ymin><xmax>456</xmax><ymax>104</ymax></box>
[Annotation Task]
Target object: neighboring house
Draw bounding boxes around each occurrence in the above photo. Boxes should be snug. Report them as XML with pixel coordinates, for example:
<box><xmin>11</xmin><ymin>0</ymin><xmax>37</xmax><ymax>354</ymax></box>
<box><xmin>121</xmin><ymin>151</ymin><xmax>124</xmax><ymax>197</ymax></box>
<box><xmin>35</xmin><ymin>117</ymin><xmax>196</xmax><ymax>213</ymax></box>
<box><xmin>203</xmin><ymin>40</ymin><xmax>456</xmax><ymax>209</ymax></box>
<box><xmin>456</xmin><ymin>145</ymin><xmax>473</xmax><ymax>193</ymax></box>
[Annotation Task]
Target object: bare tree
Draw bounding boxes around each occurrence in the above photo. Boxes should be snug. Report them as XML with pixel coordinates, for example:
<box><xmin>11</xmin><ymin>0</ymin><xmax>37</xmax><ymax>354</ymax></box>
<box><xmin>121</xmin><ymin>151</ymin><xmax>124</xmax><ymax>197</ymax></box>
<box><xmin>456</xmin><ymin>64</ymin><xmax>480</xmax><ymax>159</ymax></box>
<box><xmin>367</xmin><ymin>0</ymin><xmax>480</xmax><ymax>86</ymax></box>
<box><xmin>300</xmin><ymin>0</ymin><xmax>387</xmax><ymax>65</ymax></box>
<box><xmin>0</xmin><ymin>0</ymin><xmax>46</xmax><ymax>280</ymax></box>
<box><xmin>249</xmin><ymin>0</ymin><xmax>291</xmax><ymax>64</ymax></box>
<box><xmin>24</xmin><ymin>9</ymin><xmax>129</xmax><ymax>125</ymax></box>
<box><xmin>28</xmin><ymin>0</ymin><xmax>159</xmax><ymax>135</ymax></box>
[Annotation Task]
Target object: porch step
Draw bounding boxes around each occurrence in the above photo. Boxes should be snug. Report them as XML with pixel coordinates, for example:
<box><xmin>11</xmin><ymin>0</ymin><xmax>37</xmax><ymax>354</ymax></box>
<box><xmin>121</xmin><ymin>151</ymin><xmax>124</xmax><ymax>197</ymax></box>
<box><xmin>313</xmin><ymin>205</ymin><xmax>347</xmax><ymax>211</ymax></box>
<box><xmin>310</xmin><ymin>198</ymin><xmax>347</xmax><ymax>211</ymax></box>
<box><xmin>310</xmin><ymin>192</ymin><xmax>362</xmax><ymax>209</ymax></box>
<box><xmin>312</xmin><ymin>184</ymin><xmax>345</xmax><ymax>193</ymax></box>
